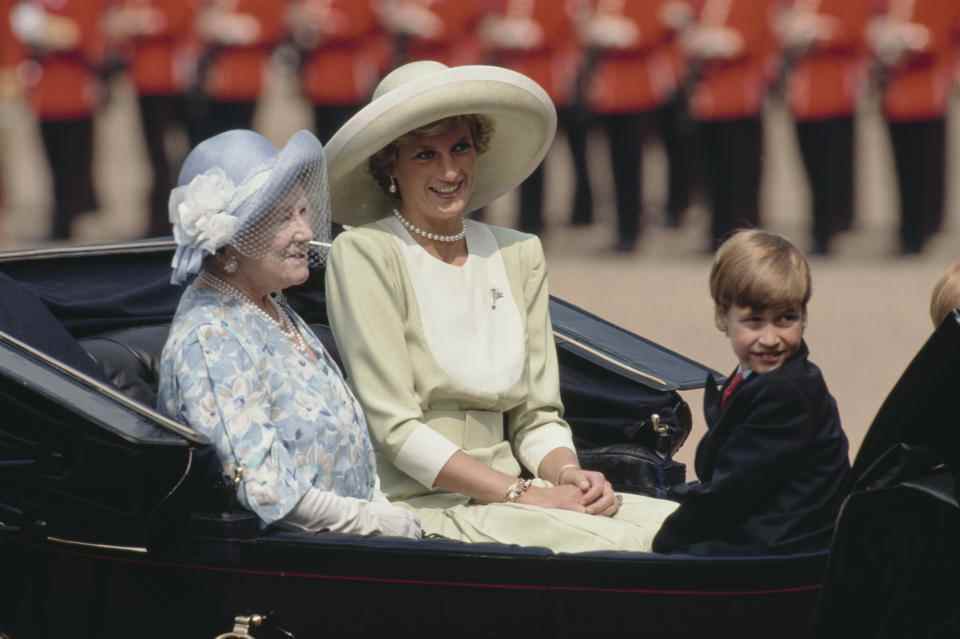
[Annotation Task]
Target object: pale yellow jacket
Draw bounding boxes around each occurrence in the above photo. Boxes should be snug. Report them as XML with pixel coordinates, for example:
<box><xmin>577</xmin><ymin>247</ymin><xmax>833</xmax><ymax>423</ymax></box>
<box><xmin>325</xmin><ymin>219</ymin><xmax>575</xmax><ymax>509</ymax></box>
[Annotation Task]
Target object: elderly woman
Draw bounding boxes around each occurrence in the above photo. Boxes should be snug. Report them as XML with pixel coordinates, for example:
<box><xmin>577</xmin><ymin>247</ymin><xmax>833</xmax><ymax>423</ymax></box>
<box><xmin>324</xmin><ymin>61</ymin><xmax>677</xmax><ymax>552</ymax></box>
<box><xmin>156</xmin><ymin>129</ymin><xmax>421</xmax><ymax>539</ymax></box>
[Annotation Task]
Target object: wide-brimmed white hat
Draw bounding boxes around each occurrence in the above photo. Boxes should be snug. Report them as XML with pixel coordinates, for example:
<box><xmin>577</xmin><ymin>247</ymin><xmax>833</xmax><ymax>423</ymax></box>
<box><xmin>169</xmin><ymin>129</ymin><xmax>329</xmax><ymax>285</ymax></box>
<box><xmin>325</xmin><ymin>61</ymin><xmax>557</xmax><ymax>227</ymax></box>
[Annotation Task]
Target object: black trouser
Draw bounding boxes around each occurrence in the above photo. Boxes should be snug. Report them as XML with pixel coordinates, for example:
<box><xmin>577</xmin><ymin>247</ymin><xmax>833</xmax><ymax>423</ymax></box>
<box><xmin>313</xmin><ymin>104</ymin><xmax>358</xmax><ymax>145</ymax></box>
<box><xmin>795</xmin><ymin>116</ymin><xmax>854</xmax><ymax>252</ymax></box>
<box><xmin>698</xmin><ymin>116</ymin><xmax>763</xmax><ymax>250</ymax></box>
<box><xmin>655</xmin><ymin>92</ymin><xmax>698</xmax><ymax>226</ymax></box>
<box><xmin>39</xmin><ymin>117</ymin><xmax>97</xmax><ymax>240</ymax></box>
<box><xmin>197</xmin><ymin>99</ymin><xmax>257</xmax><ymax>140</ymax></box>
<box><xmin>138</xmin><ymin>94</ymin><xmax>193</xmax><ymax>237</ymax></box>
<box><xmin>887</xmin><ymin>117</ymin><xmax>946</xmax><ymax>254</ymax></box>
<box><xmin>516</xmin><ymin>107</ymin><xmax>594</xmax><ymax>234</ymax></box>
<box><xmin>597</xmin><ymin>110</ymin><xmax>655</xmax><ymax>248</ymax></box>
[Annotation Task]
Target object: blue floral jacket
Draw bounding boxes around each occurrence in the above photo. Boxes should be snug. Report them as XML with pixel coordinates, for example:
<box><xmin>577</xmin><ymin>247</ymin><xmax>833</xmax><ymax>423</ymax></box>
<box><xmin>157</xmin><ymin>284</ymin><xmax>376</xmax><ymax>525</ymax></box>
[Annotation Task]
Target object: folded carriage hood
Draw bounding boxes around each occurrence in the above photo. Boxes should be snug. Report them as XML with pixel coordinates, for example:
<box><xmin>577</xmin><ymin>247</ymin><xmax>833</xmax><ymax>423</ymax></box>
<box><xmin>0</xmin><ymin>241</ymin><xmax>719</xmax><ymax>390</ymax></box>
<box><xmin>550</xmin><ymin>298</ymin><xmax>720</xmax><ymax>391</ymax></box>
<box><xmin>847</xmin><ymin>311</ymin><xmax>960</xmax><ymax>491</ymax></box>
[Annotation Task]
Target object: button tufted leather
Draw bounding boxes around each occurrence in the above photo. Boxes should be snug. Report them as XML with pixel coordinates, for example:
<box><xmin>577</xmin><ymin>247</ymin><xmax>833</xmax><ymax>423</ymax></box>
<box><xmin>80</xmin><ymin>323</ymin><xmax>345</xmax><ymax>408</ymax></box>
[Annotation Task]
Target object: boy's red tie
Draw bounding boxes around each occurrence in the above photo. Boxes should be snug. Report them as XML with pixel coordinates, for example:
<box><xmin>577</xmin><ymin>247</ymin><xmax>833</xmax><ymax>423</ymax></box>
<box><xmin>721</xmin><ymin>371</ymin><xmax>744</xmax><ymax>409</ymax></box>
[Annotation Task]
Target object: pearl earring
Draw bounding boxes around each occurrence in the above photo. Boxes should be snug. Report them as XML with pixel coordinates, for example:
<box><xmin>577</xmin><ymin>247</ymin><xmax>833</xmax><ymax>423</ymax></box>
<box><xmin>389</xmin><ymin>177</ymin><xmax>397</xmax><ymax>194</ymax></box>
<box><xmin>224</xmin><ymin>254</ymin><xmax>239</xmax><ymax>274</ymax></box>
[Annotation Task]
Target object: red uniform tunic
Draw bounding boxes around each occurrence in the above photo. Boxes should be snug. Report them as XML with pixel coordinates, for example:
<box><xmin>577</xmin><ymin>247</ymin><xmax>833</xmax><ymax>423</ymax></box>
<box><xmin>786</xmin><ymin>0</ymin><xmax>873</xmax><ymax>120</ymax></box>
<box><xmin>401</xmin><ymin>0</ymin><xmax>485</xmax><ymax>67</ymax></box>
<box><xmin>300</xmin><ymin>0</ymin><xmax>383</xmax><ymax>106</ymax></box>
<box><xmin>21</xmin><ymin>0</ymin><xmax>107</xmax><ymax>121</ymax></box>
<box><xmin>486</xmin><ymin>0</ymin><xmax>580</xmax><ymax>106</ymax></box>
<box><xmin>1</xmin><ymin>0</ymin><xmax>24</xmax><ymax>72</ymax></box>
<box><xmin>118</xmin><ymin>0</ymin><xmax>197</xmax><ymax>96</ymax></box>
<box><xmin>880</xmin><ymin>0</ymin><xmax>960</xmax><ymax>121</ymax></box>
<box><xmin>690</xmin><ymin>0</ymin><xmax>776</xmax><ymax>120</ymax></box>
<box><xmin>202</xmin><ymin>0</ymin><xmax>286</xmax><ymax>102</ymax></box>
<box><xmin>586</xmin><ymin>0</ymin><xmax>681</xmax><ymax>114</ymax></box>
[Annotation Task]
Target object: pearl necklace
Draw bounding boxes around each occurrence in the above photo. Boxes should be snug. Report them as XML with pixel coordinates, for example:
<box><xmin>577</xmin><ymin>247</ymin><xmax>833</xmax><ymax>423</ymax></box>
<box><xmin>393</xmin><ymin>209</ymin><xmax>465</xmax><ymax>243</ymax></box>
<box><xmin>198</xmin><ymin>272</ymin><xmax>309</xmax><ymax>354</ymax></box>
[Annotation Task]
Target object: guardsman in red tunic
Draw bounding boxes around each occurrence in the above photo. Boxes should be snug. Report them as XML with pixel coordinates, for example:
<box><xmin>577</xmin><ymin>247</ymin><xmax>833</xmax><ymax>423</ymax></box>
<box><xmin>1</xmin><ymin>0</ymin><xmax>24</xmax><ymax>217</ymax></box>
<box><xmin>1</xmin><ymin>0</ymin><xmax>23</xmax><ymax>96</ymax></box>
<box><xmin>376</xmin><ymin>0</ymin><xmax>486</xmax><ymax>69</ymax></box>
<box><xmin>290</xmin><ymin>0</ymin><xmax>384</xmax><ymax>144</ymax></box>
<box><xmin>11</xmin><ymin>0</ymin><xmax>107</xmax><ymax>240</ymax></box>
<box><xmin>777</xmin><ymin>0</ymin><xmax>874</xmax><ymax>255</ymax></box>
<box><xmin>482</xmin><ymin>0</ymin><xmax>589</xmax><ymax>235</ymax></box>
<box><xmin>685</xmin><ymin>0</ymin><xmax>776</xmax><ymax>250</ymax></box>
<box><xmin>869</xmin><ymin>0</ymin><xmax>960</xmax><ymax>254</ymax></box>
<box><xmin>655</xmin><ymin>1</ymin><xmax>700</xmax><ymax>230</ymax></box>
<box><xmin>105</xmin><ymin>0</ymin><xmax>198</xmax><ymax>237</ymax></box>
<box><xmin>581</xmin><ymin>0</ymin><xmax>682</xmax><ymax>252</ymax></box>
<box><xmin>193</xmin><ymin>0</ymin><xmax>286</xmax><ymax>138</ymax></box>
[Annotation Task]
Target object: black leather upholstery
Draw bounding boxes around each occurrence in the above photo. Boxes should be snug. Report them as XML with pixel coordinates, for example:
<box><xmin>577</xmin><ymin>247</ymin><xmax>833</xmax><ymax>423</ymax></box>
<box><xmin>81</xmin><ymin>325</ymin><xmax>170</xmax><ymax>406</ymax></box>
<box><xmin>80</xmin><ymin>323</ymin><xmax>344</xmax><ymax>408</ymax></box>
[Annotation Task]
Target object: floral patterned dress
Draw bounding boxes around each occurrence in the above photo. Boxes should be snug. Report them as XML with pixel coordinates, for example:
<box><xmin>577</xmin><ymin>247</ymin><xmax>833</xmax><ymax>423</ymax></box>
<box><xmin>157</xmin><ymin>283</ymin><xmax>377</xmax><ymax>525</ymax></box>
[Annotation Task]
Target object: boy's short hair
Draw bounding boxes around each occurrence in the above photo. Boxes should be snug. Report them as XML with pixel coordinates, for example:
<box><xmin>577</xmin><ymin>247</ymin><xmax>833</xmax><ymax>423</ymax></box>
<box><xmin>929</xmin><ymin>259</ymin><xmax>960</xmax><ymax>327</ymax></box>
<box><xmin>710</xmin><ymin>230</ymin><xmax>812</xmax><ymax>331</ymax></box>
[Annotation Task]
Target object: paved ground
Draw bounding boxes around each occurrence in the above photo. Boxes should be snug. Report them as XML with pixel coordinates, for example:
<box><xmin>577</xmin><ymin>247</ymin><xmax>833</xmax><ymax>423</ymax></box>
<box><xmin>2</xmin><ymin>72</ymin><xmax>959</xmax><ymax>477</ymax></box>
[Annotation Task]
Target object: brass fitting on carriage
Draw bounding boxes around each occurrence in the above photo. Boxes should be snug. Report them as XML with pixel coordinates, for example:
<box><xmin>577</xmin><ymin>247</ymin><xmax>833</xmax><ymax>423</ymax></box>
<box><xmin>215</xmin><ymin>613</ymin><xmax>296</xmax><ymax>639</ymax></box>
<box><xmin>215</xmin><ymin>613</ymin><xmax>267</xmax><ymax>639</ymax></box>
<box><xmin>651</xmin><ymin>414</ymin><xmax>674</xmax><ymax>461</ymax></box>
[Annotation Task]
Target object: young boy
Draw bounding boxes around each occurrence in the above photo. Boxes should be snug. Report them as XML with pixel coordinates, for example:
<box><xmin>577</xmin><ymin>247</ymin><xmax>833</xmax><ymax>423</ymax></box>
<box><xmin>653</xmin><ymin>230</ymin><xmax>850</xmax><ymax>555</ymax></box>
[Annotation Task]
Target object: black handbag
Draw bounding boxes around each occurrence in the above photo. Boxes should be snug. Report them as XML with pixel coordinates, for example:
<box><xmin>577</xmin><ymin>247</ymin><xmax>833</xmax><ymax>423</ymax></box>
<box><xmin>575</xmin><ymin>441</ymin><xmax>688</xmax><ymax>498</ymax></box>
<box><xmin>558</xmin><ymin>346</ymin><xmax>692</xmax><ymax>498</ymax></box>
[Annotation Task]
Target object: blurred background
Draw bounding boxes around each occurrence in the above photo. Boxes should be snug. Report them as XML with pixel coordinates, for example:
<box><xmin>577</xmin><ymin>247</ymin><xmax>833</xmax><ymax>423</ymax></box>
<box><xmin>1</xmin><ymin>0</ymin><xmax>959</xmax><ymax>474</ymax></box>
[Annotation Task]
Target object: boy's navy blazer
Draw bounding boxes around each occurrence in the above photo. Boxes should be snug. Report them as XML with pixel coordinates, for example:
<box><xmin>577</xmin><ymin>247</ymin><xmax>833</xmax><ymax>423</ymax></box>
<box><xmin>653</xmin><ymin>341</ymin><xmax>850</xmax><ymax>555</ymax></box>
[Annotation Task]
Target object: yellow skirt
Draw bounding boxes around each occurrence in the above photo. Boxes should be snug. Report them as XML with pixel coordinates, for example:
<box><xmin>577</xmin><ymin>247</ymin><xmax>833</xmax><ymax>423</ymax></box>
<box><xmin>400</xmin><ymin>485</ymin><xmax>678</xmax><ymax>554</ymax></box>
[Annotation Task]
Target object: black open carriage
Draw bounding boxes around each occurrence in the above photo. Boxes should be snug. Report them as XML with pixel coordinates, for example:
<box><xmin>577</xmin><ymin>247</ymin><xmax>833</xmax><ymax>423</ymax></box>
<box><xmin>0</xmin><ymin>240</ymin><xmax>950</xmax><ymax>638</ymax></box>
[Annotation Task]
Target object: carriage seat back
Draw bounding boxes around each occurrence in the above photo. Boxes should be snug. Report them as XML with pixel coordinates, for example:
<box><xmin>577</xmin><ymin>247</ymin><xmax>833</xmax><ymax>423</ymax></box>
<box><xmin>81</xmin><ymin>325</ymin><xmax>170</xmax><ymax>407</ymax></box>
<box><xmin>80</xmin><ymin>323</ymin><xmax>345</xmax><ymax>409</ymax></box>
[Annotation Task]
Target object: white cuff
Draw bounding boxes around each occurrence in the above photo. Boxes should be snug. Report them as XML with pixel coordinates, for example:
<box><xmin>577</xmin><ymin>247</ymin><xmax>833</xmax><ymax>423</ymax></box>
<box><xmin>516</xmin><ymin>423</ymin><xmax>577</xmax><ymax>477</ymax></box>
<box><xmin>371</xmin><ymin>475</ymin><xmax>391</xmax><ymax>504</ymax></box>
<box><xmin>394</xmin><ymin>423</ymin><xmax>461</xmax><ymax>489</ymax></box>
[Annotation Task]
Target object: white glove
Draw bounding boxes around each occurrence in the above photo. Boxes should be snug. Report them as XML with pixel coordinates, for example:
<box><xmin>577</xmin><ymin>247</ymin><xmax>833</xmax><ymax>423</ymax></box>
<box><xmin>868</xmin><ymin>17</ymin><xmax>929</xmax><ymax>67</ymax></box>
<box><xmin>10</xmin><ymin>4</ymin><xmax>48</xmax><ymax>46</ymax></box>
<box><xmin>660</xmin><ymin>1</ymin><xmax>693</xmax><ymax>31</ymax></box>
<box><xmin>376</xmin><ymin>1</ymin><xmax>441</xmax><ymax>38</ymax></box>
<box><xmin>481</xmin><ymin>16</ymin><xmax>542</xmax><ymax>50</ymax></box>
<box><xmin>777</xmin><ymin>9</ymin><xmax>832</xmax><ymax>52</ymax></box>
<box><xmin>103</xmin><ymin>6</ymin><xmax>165</xmax><ymax>41</ymax></box>
<box><xmin>584</xmin><ymin>14</ymin><xmax>638</xmax><ymax>49</ymax></box>
<box><xmin>283</xmin><ymin>488</ymin><xmax>423</xmax><ymax>540</ymax></box>
<box><xmin>365</xmin><ymin>501</ymin><xmax>423</xmax><ymax>539</ymax></box>
<box><xmin>683</xmin><ymin>25</ymin><xmax>743</xmax><ymax>59</ymax></box>
<box><xmin>198</xmin><ymin>9</ymin><xmax>260</xmax><ymax>46</ymax></box>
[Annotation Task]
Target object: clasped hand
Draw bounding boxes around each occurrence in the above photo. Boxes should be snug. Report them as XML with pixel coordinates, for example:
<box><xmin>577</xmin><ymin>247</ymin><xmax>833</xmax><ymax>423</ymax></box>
<box><xmin>520</xmin><ymin>469</ymin><xmax>620</xmax><ymax>517</ymax></box>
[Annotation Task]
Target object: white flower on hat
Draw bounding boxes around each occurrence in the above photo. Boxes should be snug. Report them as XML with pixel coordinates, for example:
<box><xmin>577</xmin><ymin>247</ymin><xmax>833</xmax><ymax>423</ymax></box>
<box><xmin>170</xmin><ymin>167</ymin><xmax>241</xmax><ymax>253</ymax></box>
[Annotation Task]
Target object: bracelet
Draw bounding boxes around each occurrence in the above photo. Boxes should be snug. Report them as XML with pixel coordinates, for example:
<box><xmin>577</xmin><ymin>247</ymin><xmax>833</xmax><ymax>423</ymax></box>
<box><xmin>504</xmin><ymin>478</ymin><xmax>533</xmax><ymax>503</ymax></box>
<box><xmin>556</xmin><ymin>463</ymin><xmax>580</xmax><ymax>485</ymax></box>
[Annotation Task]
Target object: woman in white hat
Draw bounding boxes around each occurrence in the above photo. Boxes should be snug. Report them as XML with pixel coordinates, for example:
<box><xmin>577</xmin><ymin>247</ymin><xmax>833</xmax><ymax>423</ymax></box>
<box><xmin>157</xmin><ymin>129</ymin><xmax>421</xmax><ymax>539</ymax></box>
<box><xmin>324</xmin><ymin>61</ymin><xmax>677</xmax><ymax>552</ymax></box>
